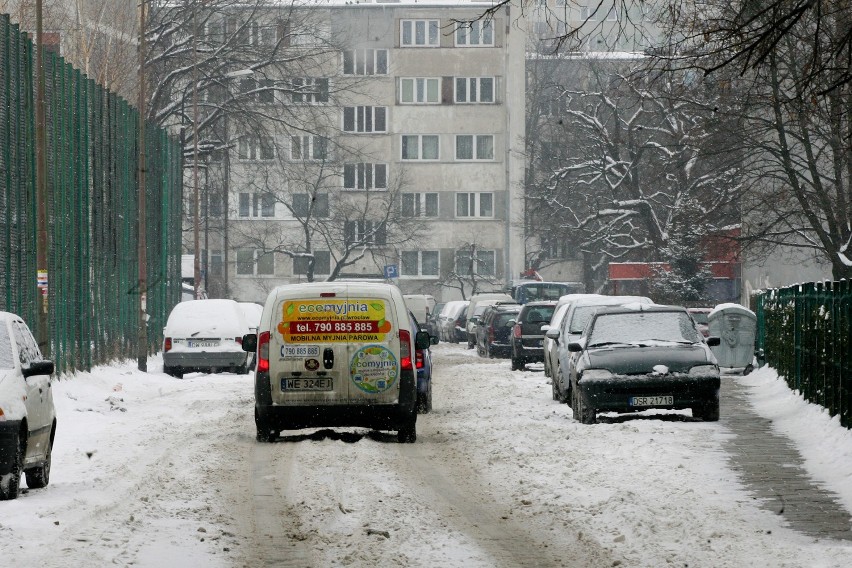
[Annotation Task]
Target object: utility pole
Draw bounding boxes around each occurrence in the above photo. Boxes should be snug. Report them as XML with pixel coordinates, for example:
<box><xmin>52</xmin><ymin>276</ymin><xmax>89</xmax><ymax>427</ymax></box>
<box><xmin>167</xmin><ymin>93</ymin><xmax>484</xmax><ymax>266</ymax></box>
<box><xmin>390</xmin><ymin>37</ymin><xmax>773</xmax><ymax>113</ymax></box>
<box><xmin>192</xmin><ymin>4</ymin><xmax>202</xmax><ymax>299</ymax></box>
<box><xmin>137</xmin><ymin>0</ymin><xmax>148</xmax><ymax>372</ymax></box>
<box><xmin>35</xmin><ymin>0</ymin><xmax>50</xmax><ymax>357</ymax></box>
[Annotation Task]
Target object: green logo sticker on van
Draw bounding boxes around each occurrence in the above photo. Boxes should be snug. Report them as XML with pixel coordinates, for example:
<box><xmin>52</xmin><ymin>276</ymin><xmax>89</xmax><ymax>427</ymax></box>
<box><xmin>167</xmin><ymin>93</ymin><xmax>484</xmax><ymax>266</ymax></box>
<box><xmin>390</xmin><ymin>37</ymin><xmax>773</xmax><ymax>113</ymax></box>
<box><xmin>350</xmin><ymin>345</ymin><xmax>398</xmax><ymax>394</ymax></box>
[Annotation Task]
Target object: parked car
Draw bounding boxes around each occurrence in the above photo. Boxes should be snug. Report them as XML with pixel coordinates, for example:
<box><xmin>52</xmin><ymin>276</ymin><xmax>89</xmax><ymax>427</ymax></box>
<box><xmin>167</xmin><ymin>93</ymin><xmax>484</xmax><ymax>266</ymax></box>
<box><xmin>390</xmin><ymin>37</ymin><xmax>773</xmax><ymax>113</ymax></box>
<box><xmin>567</xmin><ymin>304</ymin><xmax>722</xmax><ymax>424</ymax></box>
<box><xmin>438</xmin><ymin>301</ymin><xmax>467</xmax><ymax>343</ymax></box>
<box><xmin>451</xmin><ymin>304</ymin><xmax>470</xmax><ymax>343</ymax></box>
<box><xmin>404</xmin><ymin>294</ymin><xmax>437</xmax><ymax>326</ymax></box>
<box><xmin>542</xmin><ymin>294</ymin><xmax>607</xmax><ymax>378</ymax></box>
<box><xmin>510</xmin><ymin>301</ymin><xmax>557</xmax><ymax>370</ymax></box>
<box><xmin>465</xmin><ymin>293</ymin><xmax>516</xmax><ymax>348</ymax></box>
<box><xmin>476</xmin><ymin>304</ymin><xmax>521</xmax><ymax>359</ymax></box>
<box><xmin>162</xmin><ymin>299</ymin><xmax>252</xmax><ymax>378</ymax></box>
<box><xmin>410</xmin><ymin>312</ymin><xmax>437</xmax><ymax>414</ymax></box>
<box><xmin>426</xmin><ymin>302</ymin><xmax>444</xmax><ymax>340</ymax></box>
<box><xmin>242</xmin><ymin>282</ymin><xmax>430</xmax><ymax>443</ymax></box>
<box><xmin>0</xmin><ymin>312</ymin><xmax>56</xmax><ymax>500</ymax></box>
<box><xmin>548</xmin><ymin>295</ymin><xmax>653</xmax><ymax>404</ymax></box>
<box><xmin>510</xmin><ymin>281</ymin><xmax>584</xmax><ymax>304</ymax></box>
<box><xmin>687</xmin><ymin>307</ymin><xmax>713</xmax><ymax>338</ymax></box>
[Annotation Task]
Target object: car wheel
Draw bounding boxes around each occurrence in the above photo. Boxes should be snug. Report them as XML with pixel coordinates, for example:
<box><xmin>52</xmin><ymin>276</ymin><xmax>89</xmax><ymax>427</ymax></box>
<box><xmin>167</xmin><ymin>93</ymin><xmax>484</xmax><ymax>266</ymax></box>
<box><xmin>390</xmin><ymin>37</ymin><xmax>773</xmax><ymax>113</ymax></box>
<box><xmin>578</xmin><ymin>392</ymin><xmax>596</xmax><ymax>424</ymax></box>
<box><xmin>743</xmin><ymin>364</ymin><xmax>754</xmax><ymax>376</ymax></box>
<box><xmin>551</xmin><ymin>377</ymin><xmax>560</xmax><ymax>401</ymax></box>
<box><xmin>694</xmin><ymin>398</ymin><xmax>720</xmax><ymax>422</ymax></box>
<box><xmin>164</xmin><ymin>366</ymin><xmax>183</xmax><ymax>379</ymax></box>
<box><xmin>544</xmin><ymin>359</ymin><xmax>551</xmax><ymax>378</ymax></box>
<box><xmin>511</xmin><ymin>356</ymin><xmax>524</xmax><ymax>371</ymax></box>
<box><xmin>25</xmin><ymin>426</ymin><xmax>54</xmax><ymax>489</ymax></box>
<box><xmin>397</xmin><ymin>419</ymin><xmax>417</xmax><ymax>443</ymax></box>
<box><xmin>255</xmin><ymin>409</ymin><xmax>276</xmax><ymax>443</ymax></box>
<box><xmin>467</xmin><ymin>338</ymin><xmax>474</xmax><ymax>349</ymax></box>
<box><xmin>0</xmin><ymin>430</ymin><xmax>23</xmax><ymax>500</ymax></box>
<box><xmin>571</xmin><ymin>387</ymin><xmax>580</xmax><ymax>421</ymax></box>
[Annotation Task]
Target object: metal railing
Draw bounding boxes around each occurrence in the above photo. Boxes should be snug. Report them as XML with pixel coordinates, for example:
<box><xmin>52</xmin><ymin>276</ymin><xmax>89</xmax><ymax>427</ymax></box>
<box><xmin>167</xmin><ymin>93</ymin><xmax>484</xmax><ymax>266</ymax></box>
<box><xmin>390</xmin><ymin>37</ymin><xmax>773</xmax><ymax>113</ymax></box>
<box><xmin>755</xmin><ymin>280</ymin><xmax>852</xmax><ymax>428</ymax></box>
<box><xmin>0</xmin><ymin>15</ymin><xmax>183</xmax><ymax>373</ymax></box>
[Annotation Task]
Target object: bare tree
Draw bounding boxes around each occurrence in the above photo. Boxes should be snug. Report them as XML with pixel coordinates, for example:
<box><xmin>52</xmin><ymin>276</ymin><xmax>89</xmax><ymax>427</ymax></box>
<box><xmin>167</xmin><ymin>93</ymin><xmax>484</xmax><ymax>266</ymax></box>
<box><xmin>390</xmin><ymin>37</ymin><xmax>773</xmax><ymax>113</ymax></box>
<box><xmin>439</xmin><ymin>240</ymin><xmax>504</xmax><ymax>300</ymax></box>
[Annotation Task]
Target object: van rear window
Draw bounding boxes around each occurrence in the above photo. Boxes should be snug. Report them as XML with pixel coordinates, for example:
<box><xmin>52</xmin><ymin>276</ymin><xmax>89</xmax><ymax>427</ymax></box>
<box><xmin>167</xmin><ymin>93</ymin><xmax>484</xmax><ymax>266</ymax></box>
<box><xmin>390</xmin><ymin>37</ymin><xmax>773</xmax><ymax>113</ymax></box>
<box><xmin>278</xmin><ymin>298</ymin><xmax>393</xmax><ymax>343</ymax></box>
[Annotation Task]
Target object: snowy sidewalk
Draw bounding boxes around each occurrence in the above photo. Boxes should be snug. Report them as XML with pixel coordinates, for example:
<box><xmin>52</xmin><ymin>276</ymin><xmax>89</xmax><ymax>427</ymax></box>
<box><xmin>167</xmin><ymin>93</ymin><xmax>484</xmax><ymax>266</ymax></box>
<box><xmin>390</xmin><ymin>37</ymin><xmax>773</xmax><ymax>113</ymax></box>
<box><xmin>722</xmin><ymin>375</ymin><xmax>852</xmax><ymax>540</ymax></box>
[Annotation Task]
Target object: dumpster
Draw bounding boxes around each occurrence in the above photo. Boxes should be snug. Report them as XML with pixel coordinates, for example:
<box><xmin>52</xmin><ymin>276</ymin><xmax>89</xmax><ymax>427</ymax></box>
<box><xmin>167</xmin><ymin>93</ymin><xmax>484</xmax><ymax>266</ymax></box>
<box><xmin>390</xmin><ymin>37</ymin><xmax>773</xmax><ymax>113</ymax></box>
<box><xmin>708</xmin><ymin>303</ymin><xmax>756</xmax><ymax>374</ymax></box>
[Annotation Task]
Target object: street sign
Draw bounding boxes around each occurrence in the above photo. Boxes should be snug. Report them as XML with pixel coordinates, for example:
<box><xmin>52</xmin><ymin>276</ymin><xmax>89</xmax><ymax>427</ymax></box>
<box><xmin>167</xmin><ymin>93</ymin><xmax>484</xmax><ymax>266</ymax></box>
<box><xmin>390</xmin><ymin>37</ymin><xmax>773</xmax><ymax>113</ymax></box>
<box><xmin>383</xmin><ymin>264</ymin><xmax>398</xmax><ymax>279</ymax></box>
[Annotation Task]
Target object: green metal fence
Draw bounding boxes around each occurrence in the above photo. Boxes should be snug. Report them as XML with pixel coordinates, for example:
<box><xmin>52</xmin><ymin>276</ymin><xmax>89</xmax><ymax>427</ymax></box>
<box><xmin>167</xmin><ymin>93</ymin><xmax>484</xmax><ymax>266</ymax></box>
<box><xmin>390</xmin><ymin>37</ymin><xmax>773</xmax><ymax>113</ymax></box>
<box><xmin>0</xmin><ymin>15</ymin><xmax>183</xmax><ymax>374</ymax></box>
<box><xmin>755</xmin><ymin>280</ymin><xmax>852</xmax><ymax>428</ymax></box>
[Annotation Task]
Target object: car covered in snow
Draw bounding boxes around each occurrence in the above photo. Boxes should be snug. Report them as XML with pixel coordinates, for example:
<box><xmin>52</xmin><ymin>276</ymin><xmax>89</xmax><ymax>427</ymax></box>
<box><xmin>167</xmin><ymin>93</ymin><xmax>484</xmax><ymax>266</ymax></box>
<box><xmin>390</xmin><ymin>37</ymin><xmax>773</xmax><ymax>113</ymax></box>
<box><xmin>0</xmin><ymin>311</ymin><xmax>56</xmax><ymax>500</ymax></box>
<box><xmin>162</xmin><ymin>299</ymin><xmax>251</xmax><ymax>378</ymax></box>
<box><xmin>567</xmin><ymin>304</ymin><xmax>721</xmax><ymax>424</ymax></box>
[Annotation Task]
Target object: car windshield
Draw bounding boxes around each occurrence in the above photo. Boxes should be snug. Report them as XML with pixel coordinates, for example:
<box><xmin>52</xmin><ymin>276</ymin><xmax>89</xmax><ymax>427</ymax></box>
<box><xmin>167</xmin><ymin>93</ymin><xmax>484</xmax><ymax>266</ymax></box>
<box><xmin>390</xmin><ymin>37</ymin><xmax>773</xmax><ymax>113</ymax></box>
<box><xmin>587</xmin><ymin>311</ymin><xmax>702</xmax><ymax>346</ymax></box>
<box><xmin>0</xmin><ymin>326</ymin><xmax>14</xmax><ymax>369</ymax></box>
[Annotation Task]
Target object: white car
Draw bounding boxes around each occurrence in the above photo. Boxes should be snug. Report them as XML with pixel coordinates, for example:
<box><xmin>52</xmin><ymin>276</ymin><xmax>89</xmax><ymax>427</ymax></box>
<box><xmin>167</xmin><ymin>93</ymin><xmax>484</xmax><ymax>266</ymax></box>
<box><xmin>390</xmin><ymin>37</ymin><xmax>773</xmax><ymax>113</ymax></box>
<box><xmin>0</xmin><ymin>312</ymin><xmax>57</xmax><ymax>500</ymax></box>
<box><xmin>162</xmin><ymin>299</ymin><xmax>251</xmax><ymax>378</ymax></box>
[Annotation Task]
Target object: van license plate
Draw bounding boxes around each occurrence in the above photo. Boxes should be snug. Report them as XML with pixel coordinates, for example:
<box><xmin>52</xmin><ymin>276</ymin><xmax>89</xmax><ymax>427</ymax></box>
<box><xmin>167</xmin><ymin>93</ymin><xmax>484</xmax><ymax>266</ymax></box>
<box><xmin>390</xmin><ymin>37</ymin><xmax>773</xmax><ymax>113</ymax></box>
<box><xmin>281</xmin><ymin>378</ymin><xmax>332</xmax><ymax>391</ymax></box>
<box><xmin>630</xmin><ymin>395</ymin><xmax>673</xmax><ymax>407</ymax></box>
<box><xmin>283</xmin><ymin>345</ymin><xmax>320</xmax><ymax>358</ymax></box>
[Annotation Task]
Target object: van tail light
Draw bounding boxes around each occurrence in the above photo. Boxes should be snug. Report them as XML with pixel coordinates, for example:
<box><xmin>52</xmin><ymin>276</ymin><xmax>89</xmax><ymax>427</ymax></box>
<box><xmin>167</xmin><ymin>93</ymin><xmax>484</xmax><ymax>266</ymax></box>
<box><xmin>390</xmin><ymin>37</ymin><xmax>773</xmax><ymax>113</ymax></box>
<box><xmin>513</xmin><ymin>324</ymin><xmax>522</xmax><ymax>339</ymax></box>
<box><xmin>257</xmin><ymin>331</ymin><xmax>271</xmax><ymax>373</ymax></box>
<box><xmin>415</xmin><ymin>349</ymin><xmax>424</xmax><ymax>369</ymax></box>
<box><xmin>399</xmin><ymin>329</ymin><xmax>413</xmax><ymax>370</ymax></box>
<box><xmin>488</xmin><ymin>327</ymin><xmax>495</xmax><ymax>342</ymax></box>
<box><xmin>164</xmin><ymin>337</ymin><xmax>172</xmax><ymax>352</ymax></box>
<box><xmin>235</xmin><ymin>336</ymin><xmax>242</xmax><ymax>345</ymax></box>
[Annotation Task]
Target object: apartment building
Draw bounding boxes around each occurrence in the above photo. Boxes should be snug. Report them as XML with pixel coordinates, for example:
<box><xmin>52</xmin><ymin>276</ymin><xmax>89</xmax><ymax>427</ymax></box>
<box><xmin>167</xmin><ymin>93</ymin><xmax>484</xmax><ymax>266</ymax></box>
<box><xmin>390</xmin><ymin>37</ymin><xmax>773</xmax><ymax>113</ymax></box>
<box><xmin>198</xmin><ymin>1</ymin><xmax>526</xmax><ymax>304</ymax></box>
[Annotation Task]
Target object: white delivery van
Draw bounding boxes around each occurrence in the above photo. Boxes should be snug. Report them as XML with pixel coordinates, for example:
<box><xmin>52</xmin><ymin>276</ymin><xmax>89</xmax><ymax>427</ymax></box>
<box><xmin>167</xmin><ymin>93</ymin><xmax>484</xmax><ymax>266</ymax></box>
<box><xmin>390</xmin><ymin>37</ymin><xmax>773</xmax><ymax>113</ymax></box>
<box><xmin>403</xmin><ymin>294</ymin><xmax>436</xmax><ymax>325</ymax></box>
<box><xmin>242</xmin><ymin>282</ymin><xmax>430</xmax><ymax>443</ymax></box>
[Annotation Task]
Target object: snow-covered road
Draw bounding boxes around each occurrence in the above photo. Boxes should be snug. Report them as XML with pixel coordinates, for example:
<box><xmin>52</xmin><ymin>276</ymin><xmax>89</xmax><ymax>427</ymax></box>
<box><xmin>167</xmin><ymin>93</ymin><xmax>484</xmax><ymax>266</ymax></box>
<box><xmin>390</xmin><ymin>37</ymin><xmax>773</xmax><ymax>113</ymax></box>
<box><xmin>1</xmin><ymin>343</ymin><xmax>851</xmax><ymax>567</ymax></box>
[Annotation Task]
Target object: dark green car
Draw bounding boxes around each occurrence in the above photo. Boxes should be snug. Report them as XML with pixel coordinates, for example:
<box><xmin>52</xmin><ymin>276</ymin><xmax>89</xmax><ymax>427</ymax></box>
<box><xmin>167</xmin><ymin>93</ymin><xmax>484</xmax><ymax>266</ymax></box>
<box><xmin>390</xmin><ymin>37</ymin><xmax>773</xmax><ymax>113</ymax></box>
<box><xmin>567</xmin><ymin>305</ymin><xmax>721</xmax><ymax>424</ymax></box>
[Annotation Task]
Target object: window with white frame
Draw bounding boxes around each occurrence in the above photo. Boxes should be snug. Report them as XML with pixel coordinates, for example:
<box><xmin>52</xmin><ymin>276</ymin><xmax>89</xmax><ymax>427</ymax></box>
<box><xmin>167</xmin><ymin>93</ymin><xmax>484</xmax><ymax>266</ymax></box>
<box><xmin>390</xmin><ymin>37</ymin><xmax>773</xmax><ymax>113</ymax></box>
<box><xmin>401</xmin><ymin>250</ymin><xmax>439</xmax><ymax>277</ymax></box>
<box><xmin>238</xmin><ymin>136</ymin><xmax>274</xmax><ymax>161</ymax></box>
<box><xmin>579</xmin><ymin>5</ymin><xmax>592</xmax><ymax>20</ymax></box>
<box><xmin>400</xmin><ymin>19</ymin><xmax>439</xmax><ymax>47</ymax></box>
<box><xmin>343</xmin><ymin>49</ymin><xmax>388</xmax><ymax>75</ymax></box>
<box><xmin>455</xmin><ymin>135</ymin><xmax>494</xmax><ymax>160</ymax></box>
<box><xmin>400</xmin><ymin>77</ymin><xmax>440</xmax><ymax>104</ymax></box>
<box><xmin>401</xmin><ymin>135</ymin><xmax>439</xmax><ymax>160</ymax></box>
<box><xmin>238</xmin><ymin>192</ymin><xmax>276</xmax><ymax>218</ymax></box>
<box><xmin>291</xmin><ymin>135</ymin><xmax>328</xmax><ymax>160</ymax></box>
<box><xmin>292</xmin><ymin>193</ymin><xmax>329</xmax><ymax>218</ymax></box>
<box><xmin>401</xmin><ymin>192</ymin><xmax>438</xmax><ymax>217</ymax></box>
<box><xmin>344</xmin><ymin>163</ymin><xmax>387</xmax><ymax>190</ymax></box>
<box><xmin>343</xmin><ymin>106</ymin><xmax>387</xmax><ymax>133</ymax></box>
<box><xmin>238</xmin><ymin>78</ymin><xmax>274</xmax><ymax>103</ymax></box>
<box><xmin>455</xmin><ymin>77</ymin><xmax>495</xmax><ymax>103</ymax></box>
<box><xmin>291</xmin><ymin>78</ymin><xmax>329</xmax><ymax>103</ymax></box>
<box><xmin>606</xmin><ymin>6</ymin><xmax>618</xmax><ymax>20</ymax></box>
<box><xmin>236</xmin><ymin>249</ymin><xmax>274</xmax><ymax>276</ymax></box>
<box><xmin>293</xmin><ymin>251</ymin><xmax>331</xmax><ymax>275</ymax></box>
<box><xmin>455</xmin><ymin>19</ymin><xmax>494</xmax><ymax>46</ymax></box>
<box><xmin>455</xmin><ymin>249</ymin><xmax>496</xmax><ymax>276</ymax></box>
<box><xmin>344</xmin><ymin>220</ymin><xmax>387</xmax><ymax>246</ymax></box>
<box><xmin>456</xmin><ymin>192</ymin><xmax>494</xmax><ymax>218</ymax></box>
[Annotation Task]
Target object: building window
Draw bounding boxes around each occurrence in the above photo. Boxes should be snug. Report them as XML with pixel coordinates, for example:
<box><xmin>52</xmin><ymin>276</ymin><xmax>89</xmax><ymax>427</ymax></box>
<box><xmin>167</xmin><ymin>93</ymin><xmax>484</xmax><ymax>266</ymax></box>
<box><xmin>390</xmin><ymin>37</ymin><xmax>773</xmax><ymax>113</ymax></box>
<box><xmin>455</xmin><ymin>77</ymin><xmax>495</xmax><ymax>103</ymax></box>
<box><xmin>455</xmin><ymin>135</ymin><xmax>494</xmax><ymax>160</ymax></box>
<box><xmin>401</xmin><ymin>250</ymin><xmax>439</xmax><ymax>277</ymax></box>
<box><xmin>344</xmin><ymin>220</ymin><xmax>387</xmax><ymax>246</ymax></box>
<box><xmin>236</xmin><ymin>249</ymin><xmax>274</xmax><ymax>276</ymax></box>
<box><xmin>400</xmin><ymin>19</ymin><xmax>439</xmax><ymax>47</ymax></box>
<box><xmin>400</xmin><ymin>78</ymin><xmax>440</xmax><ymax>104</ymax></box>
<box><xmin>293</xmin><ymin>251</ymin><xmax>331</xmax><ymax>275</ymax></box>
<box><xmin>456</xmin><ymin>249</ymin><xmax>496</xmax><ymax>276</ymax></box>
<box><xmin>343</xmin><ymin>49</ymin><xmax>388</xmax><ymax>75</ymax></box>
<box><xmin>292</xmin><ymin>193</ymin><xmax>329</xmax><ymax>218</ymax></box>
<box><xmin>401</xmin><ymin>193</ymin><xmax>438</xmax><ymax>217</ymax></box>
<box><xmin>238</xmin><ymin>136</ymin><xmax>274</xmax><ymax>161</ymax></box>
<box><xmin>343</xmin><ymin>106</ymin><xmax>387</xmax><ymax>133</ymax></box>
<box><xmin>401</xmin><ymin>135</ymin><xmax>439</xmax><ymax>160</ymax></box>
<box><xmin>344</xmin><ymin>163</ymin><xmax>387</xmax><ymax>190</ymax></box>
<box><xmin>455</xmin><ymin>20</ymin><xmax>494</xmax><ymax>47</ymax></box>
<box><xmin>209</xmin><ymin>250</ymin><xmax>223</xmax><ymax>277</ymax></box>
<box><xmin>456</xmin><ymin>192</ymin><xmax>494</xmax><ymax>218</ymax></box>
<box><xmin>238</xmin><ymin>192</ymin><xmax>276</xmax><ymax>218</ymax></box>
<box><xmin>291</xmin><ymin>78</ymin><xmax>329</xmax><ymax>104</ymax></box>
<box><xmin>291</xmin><ymin>135</ymin><xmax>328</xmax><ymax>160</ymax></box>
<box><xmin>239</xmin><ymin>78</ymin><xmax>275</xmax><ymax>103</ymax></box>
<box><xmin>580</xmin><ymin>5</ymin><xmax>592</xmax><ymax>20</ymax></box>
<box><xmin>606</xmin><ymin>7</ymin><xmax>618</xmax><ymax>21</ymax></box>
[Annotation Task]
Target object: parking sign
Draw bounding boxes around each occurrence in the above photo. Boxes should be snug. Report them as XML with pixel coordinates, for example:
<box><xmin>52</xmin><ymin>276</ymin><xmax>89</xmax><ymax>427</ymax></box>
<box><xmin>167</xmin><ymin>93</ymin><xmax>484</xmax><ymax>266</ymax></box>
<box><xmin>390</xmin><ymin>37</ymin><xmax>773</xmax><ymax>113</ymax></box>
<box><xmin>383</xmin><ymin>265</ymin><xmax>399</xmax><ymax>279</ymax></box>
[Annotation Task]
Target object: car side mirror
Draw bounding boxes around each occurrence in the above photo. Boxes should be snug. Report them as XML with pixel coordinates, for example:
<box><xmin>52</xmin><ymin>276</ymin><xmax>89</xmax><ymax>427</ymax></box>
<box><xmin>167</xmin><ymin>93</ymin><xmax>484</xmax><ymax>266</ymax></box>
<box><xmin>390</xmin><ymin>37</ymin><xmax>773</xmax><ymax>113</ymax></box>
<box><xmin>241</xmin><ymin>333</ymin><xmax>257</xmax><ymax>352</ymax></box>
<box><xmin>707</xmin><ymin>337</ymin><xmax>721</xmax><ymax>347</ymax></box>
<box><xmin>23</xmin><ymin>360</ymin><xmax>54</xmax><ymax>378</ymax></box>
<box><xmin>415</xmin><ymin>330</ymin><xmax>431</xmax><ymax>350</ymax></box>
<box><xmin>540</xmin><ymin>324</ymin><xmax>550</xmax><ymax>333</ymax></box>
<box><xmin>545</xmin><ymin>328</ymin><xmax>560</xmax><ymax>340</ymax></box>
<box><xmin>567</xmin><ymin>342</ymin><xmax>583</xmax><ymax>353</ymax></box>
